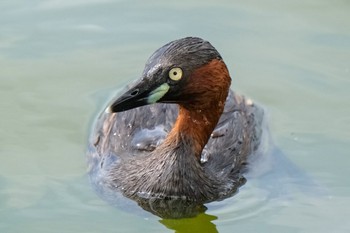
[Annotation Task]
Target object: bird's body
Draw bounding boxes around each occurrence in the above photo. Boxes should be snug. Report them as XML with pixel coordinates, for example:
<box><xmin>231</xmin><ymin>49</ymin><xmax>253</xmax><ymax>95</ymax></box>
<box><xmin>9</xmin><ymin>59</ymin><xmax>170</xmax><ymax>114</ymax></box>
<box><xmin>87</xmin><ymin>37</ymin><xmax>265</xmax><ymax>218</ymax></box>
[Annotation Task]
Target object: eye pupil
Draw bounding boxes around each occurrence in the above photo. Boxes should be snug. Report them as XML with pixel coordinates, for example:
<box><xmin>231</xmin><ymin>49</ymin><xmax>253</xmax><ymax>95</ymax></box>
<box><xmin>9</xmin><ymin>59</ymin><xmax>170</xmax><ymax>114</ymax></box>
<box><xmin>173</xmin><ymin>71</ymin><xmax>177</xmax><ymax>75</ymax></box>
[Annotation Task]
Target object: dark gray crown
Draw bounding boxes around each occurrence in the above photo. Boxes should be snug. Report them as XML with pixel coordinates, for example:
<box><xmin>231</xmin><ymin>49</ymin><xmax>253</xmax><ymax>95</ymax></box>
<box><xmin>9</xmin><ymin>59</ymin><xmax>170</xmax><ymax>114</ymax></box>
<box><xmin>143</xmin><ymin>37</ymin><xmax>222</xmax><ymax>75</ymax></box>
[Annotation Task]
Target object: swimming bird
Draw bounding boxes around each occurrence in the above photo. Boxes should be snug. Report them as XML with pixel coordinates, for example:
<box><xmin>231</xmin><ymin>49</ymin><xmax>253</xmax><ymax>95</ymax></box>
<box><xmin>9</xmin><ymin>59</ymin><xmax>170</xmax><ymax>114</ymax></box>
<box><xmin>88</xmin><ymin>37</ymin><xmax>265</xmax><ymax>218</ymax></box>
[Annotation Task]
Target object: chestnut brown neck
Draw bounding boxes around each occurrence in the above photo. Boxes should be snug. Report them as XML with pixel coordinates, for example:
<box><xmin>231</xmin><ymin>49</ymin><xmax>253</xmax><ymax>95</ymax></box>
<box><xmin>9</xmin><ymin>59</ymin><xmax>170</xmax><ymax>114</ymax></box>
<box><xmin>164</xmin><ymin>59</ymin><xmax>231</xmax><ymax>159</ymax></box>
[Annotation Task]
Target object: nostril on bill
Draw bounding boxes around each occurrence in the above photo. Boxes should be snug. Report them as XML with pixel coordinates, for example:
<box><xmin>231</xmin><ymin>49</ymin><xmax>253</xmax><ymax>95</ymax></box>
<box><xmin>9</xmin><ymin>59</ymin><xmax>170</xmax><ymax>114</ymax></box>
<box><xmin>130</xmin><ymin>89</ymin><xmax>139</xmax><ymax>96</ymax></box>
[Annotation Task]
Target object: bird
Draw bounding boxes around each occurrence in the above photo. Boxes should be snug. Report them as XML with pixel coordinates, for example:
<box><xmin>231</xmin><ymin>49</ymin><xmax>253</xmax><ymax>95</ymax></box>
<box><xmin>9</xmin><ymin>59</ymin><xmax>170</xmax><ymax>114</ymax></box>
<box><xmin>87</xmin><ymin>37</ymin><xmax>265</xmax><ymax>218</ymax></box>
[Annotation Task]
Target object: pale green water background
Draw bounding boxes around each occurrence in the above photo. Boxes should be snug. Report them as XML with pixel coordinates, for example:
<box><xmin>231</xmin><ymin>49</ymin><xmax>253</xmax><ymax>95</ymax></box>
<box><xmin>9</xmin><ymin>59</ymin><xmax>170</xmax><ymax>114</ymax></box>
<box><xmin>1</xmin><ymin>0</ymin><xmax>350</xmax><ymax>232</ymax></box>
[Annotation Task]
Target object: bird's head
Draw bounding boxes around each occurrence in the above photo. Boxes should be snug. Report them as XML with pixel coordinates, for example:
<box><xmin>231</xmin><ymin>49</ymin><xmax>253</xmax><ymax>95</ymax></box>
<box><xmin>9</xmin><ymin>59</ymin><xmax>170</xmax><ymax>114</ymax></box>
<box><xmin>107</xmin><ymin>37</ymin><xmax>231</xmax><ymax>113</ymax></box>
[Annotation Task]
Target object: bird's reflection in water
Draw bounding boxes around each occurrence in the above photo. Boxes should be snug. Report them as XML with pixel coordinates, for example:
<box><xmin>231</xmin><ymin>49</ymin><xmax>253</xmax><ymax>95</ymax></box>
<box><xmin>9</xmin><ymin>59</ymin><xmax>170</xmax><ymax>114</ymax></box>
<box><xmin>93</xmin><ymin>182</ymin><xmax>219</xmax><ymax>232</ymax></box>
<box><xmin>160</xmin><ymin>213</ymin><xmax>218</xmax><ymax>233</ymax></box>
<box><xmin>136</xmin><ymin>197</ymin><xmax>207</xmax><ymax>219</ymax></box>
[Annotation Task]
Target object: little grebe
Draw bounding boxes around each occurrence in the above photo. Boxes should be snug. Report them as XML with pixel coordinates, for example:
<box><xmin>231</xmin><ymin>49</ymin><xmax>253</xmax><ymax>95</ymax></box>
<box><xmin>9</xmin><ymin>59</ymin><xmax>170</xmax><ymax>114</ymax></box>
<box><xmin>88</xmin><ymin>37</ymin><xmax>265</xmax><ymax>218</ymax></box>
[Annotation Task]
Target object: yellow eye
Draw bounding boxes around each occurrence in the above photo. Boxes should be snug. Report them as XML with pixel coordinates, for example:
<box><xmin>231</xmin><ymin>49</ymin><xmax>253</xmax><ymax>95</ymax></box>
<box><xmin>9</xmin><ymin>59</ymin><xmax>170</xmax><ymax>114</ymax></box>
<box><xmin>168</xmin><ymin>67</ymin><xmax>183</xmax><ymax>81</ymax></box>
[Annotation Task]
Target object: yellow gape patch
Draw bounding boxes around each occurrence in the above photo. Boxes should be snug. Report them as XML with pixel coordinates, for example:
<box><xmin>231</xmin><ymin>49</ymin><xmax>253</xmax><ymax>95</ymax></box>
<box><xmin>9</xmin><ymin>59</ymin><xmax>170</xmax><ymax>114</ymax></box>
<box><xmin>147</xmin><ymin>83</ymin><xmax>170</xmax><ymax>104</ymax></box>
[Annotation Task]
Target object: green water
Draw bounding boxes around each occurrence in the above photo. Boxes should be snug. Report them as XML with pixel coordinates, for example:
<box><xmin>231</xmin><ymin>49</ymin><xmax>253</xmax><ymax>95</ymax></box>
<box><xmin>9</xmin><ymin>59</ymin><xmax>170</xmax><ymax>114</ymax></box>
<box><xmin>1</xmin><ymin>0</ymin><xmax>350</xmax><ymax>232</ymax></box>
